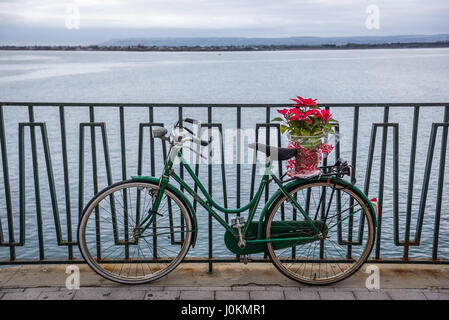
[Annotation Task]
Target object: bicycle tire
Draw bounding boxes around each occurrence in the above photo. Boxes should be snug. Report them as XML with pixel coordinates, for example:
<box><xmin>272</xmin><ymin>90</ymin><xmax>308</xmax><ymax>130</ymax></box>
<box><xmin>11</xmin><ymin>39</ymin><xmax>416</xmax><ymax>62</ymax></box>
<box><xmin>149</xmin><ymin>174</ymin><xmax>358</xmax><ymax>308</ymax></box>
<box><xmin>78</xmin><ymin>180</ymin><xmax>193</xmax><ymax>285</ymax></box>
<box><xmin>264</xmin><ymin>179</ymin><xmax>375</xmax><ymax>285</ymax></box>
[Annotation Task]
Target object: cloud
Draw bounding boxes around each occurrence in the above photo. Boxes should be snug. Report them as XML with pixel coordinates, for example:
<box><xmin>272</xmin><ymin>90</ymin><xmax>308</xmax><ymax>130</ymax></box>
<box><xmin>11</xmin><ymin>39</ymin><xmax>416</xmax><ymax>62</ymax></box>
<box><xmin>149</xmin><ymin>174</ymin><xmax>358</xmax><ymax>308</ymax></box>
<box><xmin>0</xmin><ymin>0</ymin><xmax>448</xmax><ymax>41</ymax></box>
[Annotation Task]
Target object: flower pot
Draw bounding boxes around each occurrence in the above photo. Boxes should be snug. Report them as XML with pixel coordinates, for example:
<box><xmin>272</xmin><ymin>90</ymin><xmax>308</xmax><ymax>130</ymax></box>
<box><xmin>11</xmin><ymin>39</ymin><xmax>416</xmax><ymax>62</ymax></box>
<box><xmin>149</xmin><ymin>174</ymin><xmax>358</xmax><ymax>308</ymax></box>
<box><xmin>286</xmin><ymin>134</ymin><xmax>335</xmax><ymax>178</ymax></box>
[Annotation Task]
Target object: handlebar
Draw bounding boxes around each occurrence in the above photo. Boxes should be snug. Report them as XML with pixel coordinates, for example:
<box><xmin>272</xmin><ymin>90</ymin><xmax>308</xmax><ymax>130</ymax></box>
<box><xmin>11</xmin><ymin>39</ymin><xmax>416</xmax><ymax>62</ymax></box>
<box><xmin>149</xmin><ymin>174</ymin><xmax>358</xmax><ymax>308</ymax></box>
<box><xmin>181</xmin><ymin>118</ymin><xmax>210</xmax><ymax>146</ymax></box>
<box><xmin>153</xmin><ymin>118</ymin><xmax>211</xmax><ymax>150</ymax></box>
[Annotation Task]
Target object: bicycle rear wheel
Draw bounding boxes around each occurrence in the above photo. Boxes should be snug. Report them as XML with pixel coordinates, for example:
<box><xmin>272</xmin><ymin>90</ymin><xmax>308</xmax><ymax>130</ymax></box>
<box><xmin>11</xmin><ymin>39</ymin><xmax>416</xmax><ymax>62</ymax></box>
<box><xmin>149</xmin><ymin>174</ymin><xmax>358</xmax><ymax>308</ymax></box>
<box><xmin>78</xmin><ymin>180</ymin><xmax>193</xmax><ymax>284</ymax></box>
<box><xmin>265</xmin><ymin>180</ymin><xmax>375</xmax><ymax>285</ymax></box>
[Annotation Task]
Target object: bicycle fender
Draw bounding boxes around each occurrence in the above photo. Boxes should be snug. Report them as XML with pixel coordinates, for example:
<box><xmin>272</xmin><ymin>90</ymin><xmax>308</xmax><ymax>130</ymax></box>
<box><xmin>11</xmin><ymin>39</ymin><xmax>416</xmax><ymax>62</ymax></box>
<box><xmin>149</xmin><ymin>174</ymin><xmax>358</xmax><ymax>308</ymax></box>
<box><xmin>258</xmin><ymin>177</ymin><xmax>378</xmax><ymax>238</ymax></box>
<box><xmin>131</xmin><ymin>175</ymin><xmax>198</xmax><ymax>248</ymax></box>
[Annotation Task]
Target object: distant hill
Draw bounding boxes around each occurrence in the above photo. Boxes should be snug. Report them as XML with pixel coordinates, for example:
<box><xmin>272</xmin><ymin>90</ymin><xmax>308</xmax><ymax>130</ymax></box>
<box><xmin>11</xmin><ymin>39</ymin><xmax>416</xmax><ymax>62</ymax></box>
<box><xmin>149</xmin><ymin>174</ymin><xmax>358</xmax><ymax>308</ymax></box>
<box><xmin>100</xmin><ymin>34</ymin><xmax>449</xmax><ymax>47</ymax></box>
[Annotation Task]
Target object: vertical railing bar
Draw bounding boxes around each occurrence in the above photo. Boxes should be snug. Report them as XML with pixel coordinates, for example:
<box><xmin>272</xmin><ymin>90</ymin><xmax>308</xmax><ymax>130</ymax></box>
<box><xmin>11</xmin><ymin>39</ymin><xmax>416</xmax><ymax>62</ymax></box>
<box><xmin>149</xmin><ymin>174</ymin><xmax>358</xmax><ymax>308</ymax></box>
<box><xmin>100</xmin><ymin>122</ymin><xmax>119</xmax><ymax>245</ymax></box>
<box><xmin>276</xmin><ymin>123</ymin><xmax>283</xmax><ymax>177</ymax></box>
<box><xmin>149</xmin><ymin>106</ymin><xmax>158</xmax><ymax>258</ymax></box>
<box><xmin>250</xmin><ymin>125</ymin><xmax>259</xmax><ymax>199</ymax></box>
<box><xmin>177</xmin><ymin>107</ymin><xmax>185</xmax><ymax>245</ymax></box>
<box><xmin>375</xmin><ymin>106</ymin><xmax>389</xmax><ymax>259</ymax></box>
<box><xmin>236</xmin><ymin>107</ymin><xmax>241</xmax><ymax>262</ymax></box>
<box><xmin>276</xmin><ymin>124</ymin><xmax>285</xmax><ymax>221</ymax></box>
<box><xmin>119</xmin><ymin>106</ymin><xmax>130</xmax><ymax>258</ymax></box>
<box><xmin>0</xmin><ymin>105</ymin><xmax>16</xmax><ymax>259</ymax></box>
<box><xmin>149</xmin><ymin>107</ymin><xmax>155</xmax><ymax>176</ymax></box>
<box><xmin>343</xmin><ymin>107</ymin><xmax>359</xmax><ymax>249</ymax></box>
<box><xmin>178</xmin><ymin>107</ymin><xmax>184</xmax><ymax>191</ymax></box>
<box><xmin>318</xmin><ymin>106</ymin><xmax>332</xmax><ymax>259</ymax></box>
<box><xmin>28</xmin><ymin>106</ymin><xmax>45</xmax><ymax>260</ymax></box>
<box><xmin>193</xmin><ymin>120</ymin><xmax>201</xmax><ymax>210</ymax></box>
<box><xmin>218</xmin><ymin>124</ymin><xmax>229</xmax><ymax>223</ymax></box>
<box><xmin>136</xmin><ymin>122</ymin><xmax>144</xmax><ymax>232</ymax></box>
<box><xmin>265</xmin><ymin>107</ymin><xmax>270</xmax><ymax>203</ymax></box>
<box><xmin>392</xmin><ymin>123</ymin><xmax>400</xmax><ymax>246</ymax></box>
<box><xmin>236</xmin><ymin>107</ymin><xmax>241</xmax><ymax>210</ymax></box>
<box><xmin>404</xmin><ymin>106</ymin><xmax>419</xmax><ymax>259</ymax></box>
<box><xmin>88</xmin><ymin>106</ymin><xmax>101</xmax><ymax>259</ymax></box>
<box><xmin>178</xmin><ymin>107</ymin><xmax>185</xmax><ymax>254</ymax></box>
<box><xmin>0</xmin><ymin>112</ymin><xmax>3</xmax><ymax>244</ymax></box>
<box><xmin>432</xmin><ymin>106</ymin><xmax>449</xmax><ymax>260</ymax></box>
<box><xmin>59</xmin><ymin>106</ymin><xmax>73</xmax><ymax>258</ymax></box>
<box><xmin>18</xmin><ymin>123</ymin><xmax>26</xmax><ymax>247</ymax></box>
<box><xmin>207</xmin><ymin>107</ymin><xmax>213</xmax><ymax>272</ymax></box>
<box><xmin>137</xmin><ymin>123</ymin><xmax>145</xmax><ymax>177</ymax></box>
<box><xmin>78</xmin><ymin>122</ymin><xmax>85</xmax><ymax>222</ymax></box>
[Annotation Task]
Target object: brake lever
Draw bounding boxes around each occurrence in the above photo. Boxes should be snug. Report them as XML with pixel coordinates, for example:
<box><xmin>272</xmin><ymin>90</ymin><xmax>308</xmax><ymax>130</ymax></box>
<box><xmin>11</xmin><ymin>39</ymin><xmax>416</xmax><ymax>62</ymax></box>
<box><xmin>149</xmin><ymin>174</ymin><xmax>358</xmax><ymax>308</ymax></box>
<box><xmin>182</xmin><ymin>127</ymin><xmax>194</xmax><ymax>135</ymax></box>
<box><xmin>184</xmin><ymin>146</ymin><xmax>208</xmax><ymax>160</ymax></box>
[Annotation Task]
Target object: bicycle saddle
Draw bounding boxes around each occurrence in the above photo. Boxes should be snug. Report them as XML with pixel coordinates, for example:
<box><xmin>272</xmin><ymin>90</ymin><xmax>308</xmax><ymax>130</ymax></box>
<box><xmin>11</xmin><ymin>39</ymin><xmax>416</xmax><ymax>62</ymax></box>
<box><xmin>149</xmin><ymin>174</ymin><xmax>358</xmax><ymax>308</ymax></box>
<box><xmin>248</xmin><ymin>142</ymin><xmax>298</xmax><ymax>161</ymax></box>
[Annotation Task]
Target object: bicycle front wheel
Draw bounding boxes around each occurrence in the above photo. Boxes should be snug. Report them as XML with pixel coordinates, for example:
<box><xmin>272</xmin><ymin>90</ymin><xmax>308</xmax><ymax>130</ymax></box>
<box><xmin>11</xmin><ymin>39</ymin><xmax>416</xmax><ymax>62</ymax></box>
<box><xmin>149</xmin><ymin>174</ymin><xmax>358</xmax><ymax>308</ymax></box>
<box><xmin>265</xmin><ymin>180</ymin><xmax>375</xmax><ymax>285</ymax></box>
<box><xmin>78</xmin><ymin>180</ymin><xmax>193</xmax><ymax>284</ymax></box>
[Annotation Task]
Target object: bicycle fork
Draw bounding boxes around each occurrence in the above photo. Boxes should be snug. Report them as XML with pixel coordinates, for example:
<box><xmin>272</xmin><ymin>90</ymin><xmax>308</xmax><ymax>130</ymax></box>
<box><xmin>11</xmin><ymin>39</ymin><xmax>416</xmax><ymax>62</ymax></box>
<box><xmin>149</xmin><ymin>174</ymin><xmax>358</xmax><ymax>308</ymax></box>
<box><xmin>135</xmin><ymin>177</ymin><xmax>169</xmax><ymax>238</ymax></box>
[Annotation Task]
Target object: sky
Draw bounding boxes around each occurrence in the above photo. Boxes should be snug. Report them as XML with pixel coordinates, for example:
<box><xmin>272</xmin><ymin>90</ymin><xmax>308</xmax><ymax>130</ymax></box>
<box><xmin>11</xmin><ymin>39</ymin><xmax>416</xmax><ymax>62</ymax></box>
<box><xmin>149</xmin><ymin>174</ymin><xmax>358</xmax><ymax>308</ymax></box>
<box><xmin>1</xmin><ymin>0</ymin><xmax>449</xmax><ymax>45</ymax></box>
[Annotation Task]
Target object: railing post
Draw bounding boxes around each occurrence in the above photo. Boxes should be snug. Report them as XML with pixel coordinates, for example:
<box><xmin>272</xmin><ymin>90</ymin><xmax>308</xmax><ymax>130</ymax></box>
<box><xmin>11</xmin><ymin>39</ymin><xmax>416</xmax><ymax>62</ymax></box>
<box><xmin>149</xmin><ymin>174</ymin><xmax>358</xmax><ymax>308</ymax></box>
<box><xmin>432</xmin><ymin>106</ymin><xmax>449</xmax><ymax>261</ymax></box>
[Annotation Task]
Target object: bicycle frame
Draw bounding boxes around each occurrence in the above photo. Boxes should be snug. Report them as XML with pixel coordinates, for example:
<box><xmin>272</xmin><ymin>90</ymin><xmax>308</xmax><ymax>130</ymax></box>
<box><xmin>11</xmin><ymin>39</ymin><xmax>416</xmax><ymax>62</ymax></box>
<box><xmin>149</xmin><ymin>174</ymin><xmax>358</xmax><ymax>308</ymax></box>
<box><xmin>136</xmin><ymin>147</ymin><xmax>324</xmax><ymax>245</ymax></box>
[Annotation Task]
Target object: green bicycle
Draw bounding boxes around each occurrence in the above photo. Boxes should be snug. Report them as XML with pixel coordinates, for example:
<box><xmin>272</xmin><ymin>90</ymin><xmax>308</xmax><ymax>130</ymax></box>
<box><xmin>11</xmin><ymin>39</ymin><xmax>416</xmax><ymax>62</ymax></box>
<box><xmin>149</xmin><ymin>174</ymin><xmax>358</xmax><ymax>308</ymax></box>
<box><xmin>78</xmin><ymin>118</ymin><xmax>378</xmax><ymax>285</ymax></box>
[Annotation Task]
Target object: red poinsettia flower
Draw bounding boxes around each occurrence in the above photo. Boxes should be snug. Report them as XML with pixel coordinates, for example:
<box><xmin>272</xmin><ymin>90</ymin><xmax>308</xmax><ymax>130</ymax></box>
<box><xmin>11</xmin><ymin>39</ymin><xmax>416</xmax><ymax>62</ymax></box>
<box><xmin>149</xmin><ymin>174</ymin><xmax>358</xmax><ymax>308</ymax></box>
<box><xmin>291</xmin><ymin>96</ymin><xmax>318</xmax><ymax>107</ymax></box>
<box><xmin>289</xmin><ymin>108</ymin><xmax>314</xmax><ymax>123</ymax></box>
<box><xmin>288</xmin><ymin>108</ymin><xmax>302</xmax><ymax>121</ymax></box>
<box><xmin>304</xmin><ymin>109</ymin><xmax>321</xmax><ymax>118</ymax></box>
<box><xmin>277</xmin><ymin>108</ymin><xmax>291</xmax><ymax>117</ymax></box>
<box><xmin>319</xmin><ymin>109</ymin><xmax>332</xmax><ymax>122</ymax></box>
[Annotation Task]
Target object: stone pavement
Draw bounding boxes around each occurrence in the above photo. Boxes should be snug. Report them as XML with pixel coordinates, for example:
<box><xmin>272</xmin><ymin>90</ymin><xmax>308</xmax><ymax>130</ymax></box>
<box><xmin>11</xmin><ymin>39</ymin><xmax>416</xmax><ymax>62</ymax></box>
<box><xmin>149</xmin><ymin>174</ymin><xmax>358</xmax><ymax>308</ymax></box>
<box><xmin>1</xmin><ymin>285</ymin><xmax>449</xmax><ymax>300</ymax></box>
<box><xmin>1</xmin><ymin>263</ymin><xmax>449</xmax><ymax>300</ymax></box>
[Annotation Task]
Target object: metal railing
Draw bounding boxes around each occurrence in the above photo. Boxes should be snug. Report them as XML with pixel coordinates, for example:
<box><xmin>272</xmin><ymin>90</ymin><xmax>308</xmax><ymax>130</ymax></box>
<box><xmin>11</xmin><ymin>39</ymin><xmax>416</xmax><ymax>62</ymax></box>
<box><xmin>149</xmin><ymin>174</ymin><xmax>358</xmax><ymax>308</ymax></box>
<box><xmin>0</xmin><ymin>102</ymin><xmax>448</xmax><ymax>270</ymax></box>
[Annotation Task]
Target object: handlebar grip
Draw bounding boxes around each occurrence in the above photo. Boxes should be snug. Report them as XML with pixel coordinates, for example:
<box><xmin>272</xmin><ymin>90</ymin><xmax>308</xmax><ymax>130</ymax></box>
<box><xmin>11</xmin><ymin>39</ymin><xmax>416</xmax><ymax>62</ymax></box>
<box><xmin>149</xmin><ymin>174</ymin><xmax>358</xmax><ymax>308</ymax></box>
<box><xmin>191</xmin><ymin>136</ymin><xmax>210</xmax><ymax>146</ymax></box>
<box><xmin>184</xmin><ymin>118</ymin><xmax>201</xmax><ymax>124</ymax></box>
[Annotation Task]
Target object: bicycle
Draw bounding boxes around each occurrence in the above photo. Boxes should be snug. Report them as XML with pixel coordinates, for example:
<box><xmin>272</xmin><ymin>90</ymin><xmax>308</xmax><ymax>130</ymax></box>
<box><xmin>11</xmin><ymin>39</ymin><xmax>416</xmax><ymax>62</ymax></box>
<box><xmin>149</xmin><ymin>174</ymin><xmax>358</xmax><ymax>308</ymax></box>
<box><xmin>78</xmin><ymin>118</ymin><xmax>378</xmax><ymax>285</ymax></box>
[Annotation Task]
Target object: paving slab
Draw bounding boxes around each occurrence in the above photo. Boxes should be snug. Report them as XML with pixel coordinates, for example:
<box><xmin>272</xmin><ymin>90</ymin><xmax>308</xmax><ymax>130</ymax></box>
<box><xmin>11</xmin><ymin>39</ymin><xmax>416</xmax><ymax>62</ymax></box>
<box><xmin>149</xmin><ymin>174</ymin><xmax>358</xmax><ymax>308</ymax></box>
<box><xmin>144</xmin><ymin>290</ymin><xmax>180</xmax><ymax>300</ymax></box>
<box><xmin>38</xmin><ymin>290</ymin><xmax>76</xmax><ymax>300</ymax></box>
<box><xmin>249</xmin><ymin>291</ymin><xmax>285</xmax><ymax>300</ymax></box>
<box><xmin>165</xmin><ymin>286</ymin><xmax>230</xmax><ymax>291</ymax></box>
<box><xmin>180</xmin><ymin>290</ymin><xmax>215</xmax><ymax>300</ymax></box>
<box><xmin>354</xmin><ymin>290</ymin><xmax>391</xmax><ymax>300</ymax></box>
<box><xmin>0</xmin><ymin>265</ymin><xmax>19</xmax><ymax>287</ymax></box>
<box><xmin>264</xmin><ymin>286</ymin><xmax>299</xmax><ymax>291</ymax></box>
<box><xmin>285</xmin><ymin>290</ymin><xmax>320</xmax><ymax>300</ymax></box>
<box><xmin>319</xmin><ymin>291</ymin><xmax>356</xmax><ymax>300</ymax></box>
<box><xmin>215</xmin><ymin>291</ymin><xmax>250</xmax><ymax>300</ymax></box>
<box><xmin>2</xmin><ymin>287</ymin><xmax>45</xmax><ymax>300</ymax></box>
<box><xmin>232</xmin><ymin>285</ymin><xmax>266</xmax><ymax>291</ymax></box>
<box><xmin>386</xmin><ymin>289</ymin><xmax>428</xmax><ymax>300</ymax></box>
<box><xmin>73</xmin><ymin>287</ymin><xmax>114</xmax><ymax>300</ymax></box>
<box><xmin>423</xmin><ymin>291</ymin><xmax>449</xmax><ymax>300</ymax></box>
<box><xmin>108</xmin><ymin>288</ymin><xmax>147</xmax><ymax>300</ymax></box>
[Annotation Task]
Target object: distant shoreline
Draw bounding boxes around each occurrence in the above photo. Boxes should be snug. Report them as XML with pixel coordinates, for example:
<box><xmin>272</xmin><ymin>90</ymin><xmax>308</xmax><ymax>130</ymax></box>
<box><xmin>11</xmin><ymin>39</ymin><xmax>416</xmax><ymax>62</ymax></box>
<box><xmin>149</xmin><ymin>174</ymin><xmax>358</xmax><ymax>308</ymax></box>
<box><xmin>1</xmin><ymin>41</ymin><xmax>449</xmax><ymax>52</ymax></box>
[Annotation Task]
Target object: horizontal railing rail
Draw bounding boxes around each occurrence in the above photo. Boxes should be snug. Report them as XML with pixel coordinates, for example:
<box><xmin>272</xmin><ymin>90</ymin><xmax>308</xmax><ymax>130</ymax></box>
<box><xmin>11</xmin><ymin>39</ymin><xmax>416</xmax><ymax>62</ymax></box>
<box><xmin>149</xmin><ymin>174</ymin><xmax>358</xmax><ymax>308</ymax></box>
<box><xmin>0</xmin><ymin>102</ymin><xmax>448</xmax><ymax>271</ymax></box>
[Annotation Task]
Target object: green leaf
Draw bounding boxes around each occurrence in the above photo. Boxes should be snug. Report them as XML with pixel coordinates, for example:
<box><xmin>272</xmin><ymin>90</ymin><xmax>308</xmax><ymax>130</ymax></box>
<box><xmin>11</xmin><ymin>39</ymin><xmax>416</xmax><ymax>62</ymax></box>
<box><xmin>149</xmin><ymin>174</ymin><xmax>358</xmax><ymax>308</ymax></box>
<box><xmin>271</xmin><ymin>117</ymin><xmax>283</xmax><ymax>122</ymax></box>
<box><xmin>280</xmin><ymin>125</ymin><xmax>288</xmax><ymax>134</ymax></box>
